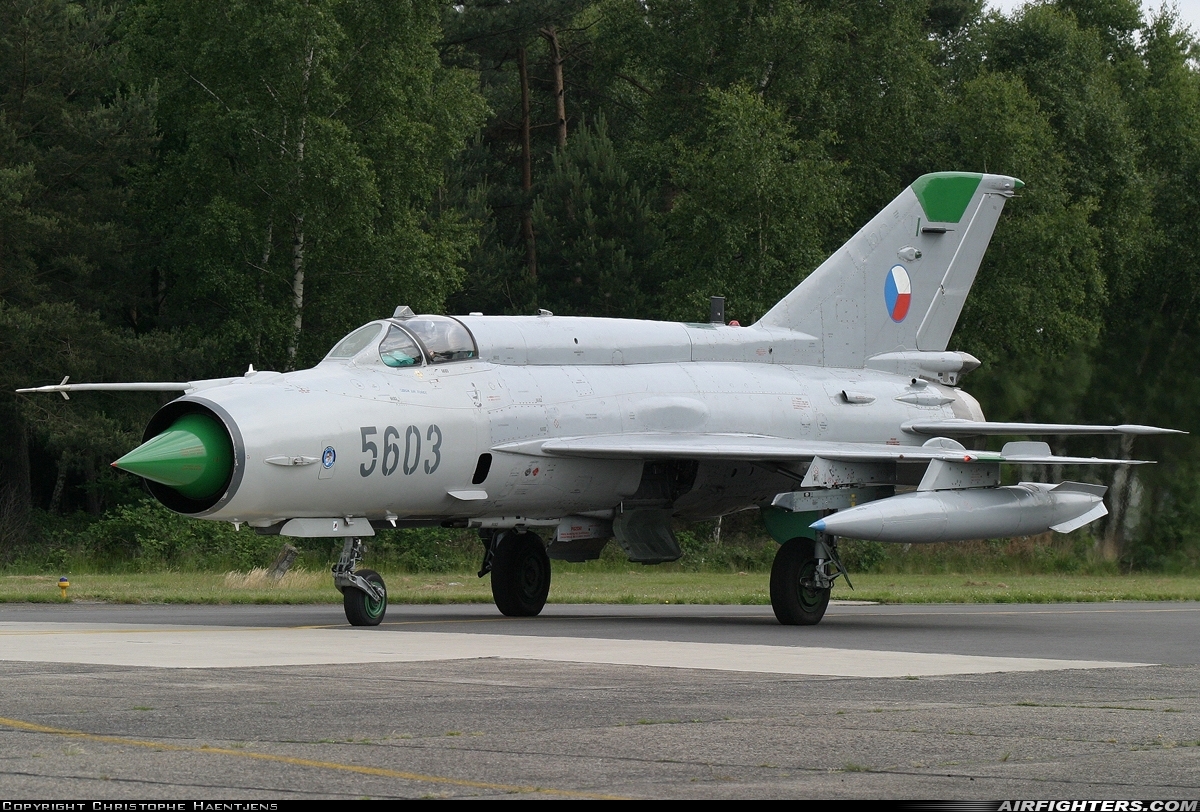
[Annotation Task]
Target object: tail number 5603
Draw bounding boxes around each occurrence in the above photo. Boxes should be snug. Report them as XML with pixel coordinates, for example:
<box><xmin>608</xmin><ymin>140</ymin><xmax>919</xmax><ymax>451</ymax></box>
<box><xmin>359</xmin><ymin>425</ymin><xmax>442</xmax><ymax>477</ymax></box>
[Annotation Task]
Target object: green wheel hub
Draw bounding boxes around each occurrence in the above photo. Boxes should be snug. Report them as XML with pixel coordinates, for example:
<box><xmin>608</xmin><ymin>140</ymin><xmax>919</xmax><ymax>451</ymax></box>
<box><xmin>344</xmin><ymin>569</ymin><xmax>387</xmax><ymax>627</ymax></box>
<box><xmin>363</xmin><ymin>588</ymin><xmax>386</xmax><ymax>620</ymax></box>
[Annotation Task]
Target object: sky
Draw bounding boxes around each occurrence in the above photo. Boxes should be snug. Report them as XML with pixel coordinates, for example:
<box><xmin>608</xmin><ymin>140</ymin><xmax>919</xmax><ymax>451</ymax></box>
<box><xmin>988</xmin><ymin>0</ymin><xmax>1200</xmax><ymax>36</ymax></box>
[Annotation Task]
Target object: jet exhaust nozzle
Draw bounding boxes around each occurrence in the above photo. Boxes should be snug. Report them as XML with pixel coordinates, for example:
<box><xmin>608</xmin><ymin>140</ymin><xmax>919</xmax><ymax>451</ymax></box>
<box><xmin>811</xmin><ymin>482</ymin><xmax>1107</xmax><ymax>543</ymax></box>
<box><xmin>113</xmin><ymin>412</ymin><xmax>234</xmax><ymax>500</ymax></box>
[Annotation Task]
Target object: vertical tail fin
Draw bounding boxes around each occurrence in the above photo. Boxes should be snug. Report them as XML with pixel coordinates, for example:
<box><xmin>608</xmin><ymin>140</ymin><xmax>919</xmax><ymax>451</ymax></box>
<box><xmin>756</xmin><ymin>172</ymin><xmax>1021</xmax><ymax>367</ymax></box>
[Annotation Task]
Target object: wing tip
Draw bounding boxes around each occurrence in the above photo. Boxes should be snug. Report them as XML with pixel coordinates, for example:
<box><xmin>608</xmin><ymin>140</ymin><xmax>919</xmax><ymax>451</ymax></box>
<box><xmin>1115</xmin><ymin>424</ymin><xmax>1188</xmax><ymax>436</ymax></box>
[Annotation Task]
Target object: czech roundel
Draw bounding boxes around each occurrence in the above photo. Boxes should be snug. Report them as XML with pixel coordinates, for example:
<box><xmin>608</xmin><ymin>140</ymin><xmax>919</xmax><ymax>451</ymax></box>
<box><xmin>884</xmin><ymin>264</ymin><xmax>912</xmax><ymax>322</ymax></box>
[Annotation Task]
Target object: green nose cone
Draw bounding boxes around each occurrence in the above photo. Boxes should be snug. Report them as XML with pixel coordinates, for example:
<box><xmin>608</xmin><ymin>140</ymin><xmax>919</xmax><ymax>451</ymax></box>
<box><xmin>113</xmin><ymin>413</ymin><xmax>233</xmax><ymax>499</ymax></box>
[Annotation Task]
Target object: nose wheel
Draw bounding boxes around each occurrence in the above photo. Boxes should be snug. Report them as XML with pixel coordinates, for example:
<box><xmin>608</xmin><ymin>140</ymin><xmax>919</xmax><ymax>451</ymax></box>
<box><xmin>333</xmin><ymin>537</ymin><xmax>387</xmax><ymax>626</ymax></box>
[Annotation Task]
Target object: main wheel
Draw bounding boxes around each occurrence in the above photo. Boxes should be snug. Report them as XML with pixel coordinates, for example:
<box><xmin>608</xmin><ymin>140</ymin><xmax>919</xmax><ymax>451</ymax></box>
<box><xmin>344</xmin><ymin>569</ymin><xmax>387</xmax><ymax>626</ymax></box>
<box><xmin>490</xmin><ymin>531</ymin><xmax>551</xmax><ymax>617</ymax></box>
<box><xmin>770</xmin><ymin>537</ymin><xmax>831</xmax><ymax>626</ymax></box>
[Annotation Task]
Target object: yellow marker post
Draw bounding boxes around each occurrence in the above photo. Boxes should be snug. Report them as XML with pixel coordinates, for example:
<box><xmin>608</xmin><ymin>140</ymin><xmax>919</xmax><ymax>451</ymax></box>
<box><xmin>58</xmin><ymin>577</ymin><xmax>69</xmax><ymax>601</ymax></box>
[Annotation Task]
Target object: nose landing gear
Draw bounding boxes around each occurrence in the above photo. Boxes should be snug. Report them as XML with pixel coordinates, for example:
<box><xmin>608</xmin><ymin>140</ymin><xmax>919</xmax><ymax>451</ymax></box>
<box><xmin>334</xmin><ymin>537</ymin><xmax>388</xmax><ymax>626</ymax></box>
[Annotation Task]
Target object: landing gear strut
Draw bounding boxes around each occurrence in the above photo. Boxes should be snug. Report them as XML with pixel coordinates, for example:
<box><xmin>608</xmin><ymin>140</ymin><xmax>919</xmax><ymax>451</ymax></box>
<box><xmin>478</xmin><ymin>529</ymin><xmax>551</xmax><ymax>617</ymax></box>
<box><xmin>769</xmin><ymin>535</ymin><xmax>848</xmax><ymax>626</ymax></box>
<box><xmin>334</xmin><ymin>537</ymin><xmax>387</xmax><ymax>626</ymax></box>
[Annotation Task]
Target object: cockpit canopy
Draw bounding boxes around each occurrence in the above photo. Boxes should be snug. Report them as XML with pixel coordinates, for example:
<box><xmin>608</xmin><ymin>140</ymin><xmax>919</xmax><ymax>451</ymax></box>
<box><xmin>401</xmin><ymin>316</ymin><xmax>477</xmax><ymax>363</ymax></box>
<box><xmin>324</xmin><ymin>315</ymin><xmax>477</xmax><ymax>367</ymax></box>
<box><xmin>378</xmin><ymin>324</ymin><xmax>421</xmax><ymax>367</ymax></box>
<box><xmin>326</xmin><ymin>323</ymin><xmax>383</xmax><ymax>359</ymax></box>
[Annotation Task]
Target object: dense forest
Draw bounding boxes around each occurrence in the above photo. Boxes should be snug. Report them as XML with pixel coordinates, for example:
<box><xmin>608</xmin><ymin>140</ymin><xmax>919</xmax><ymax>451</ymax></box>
<box><xmin>3</xmin><ymin>0</ymin><xmax>1199</xmax><ymax>570</ymax></box>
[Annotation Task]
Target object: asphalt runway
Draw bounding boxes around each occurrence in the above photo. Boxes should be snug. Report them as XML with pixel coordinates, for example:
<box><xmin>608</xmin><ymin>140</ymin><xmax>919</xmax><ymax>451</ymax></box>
<box><xmin>0</xmin><ymin>601</ymin><xmax>1197</xmax><ymax>799</ymax></box>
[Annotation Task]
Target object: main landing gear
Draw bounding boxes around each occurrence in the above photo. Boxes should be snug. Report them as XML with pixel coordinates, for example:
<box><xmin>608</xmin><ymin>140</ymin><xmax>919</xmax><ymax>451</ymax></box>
<box><xmin>478</xmin><ymin>529</ymin><xmax>551</xmax><ymax>617</ymax></box>
<box><xmin>334</xmin><ymin>537</ymin><xmax>388</xmax><ymax>626</ymax></box>
<box><xmin>769</xmin><ymin>535</ymin><xmax>849</xmax><ymax>626</ymax></box>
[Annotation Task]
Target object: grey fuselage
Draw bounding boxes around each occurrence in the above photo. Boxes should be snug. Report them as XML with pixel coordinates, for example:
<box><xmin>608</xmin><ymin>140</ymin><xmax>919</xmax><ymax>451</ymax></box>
<box><xmin>180</xmin><ymin>315</ymin><xmax>983</xmax><ymax>529</ymax></box>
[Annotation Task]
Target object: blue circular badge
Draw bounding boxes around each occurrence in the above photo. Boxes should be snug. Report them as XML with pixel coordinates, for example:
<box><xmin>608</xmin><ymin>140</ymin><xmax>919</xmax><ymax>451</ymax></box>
<box><xmin>322</xmin><ymin>446</ymin><xmax>336</xmax><ymax>469</ymax></box>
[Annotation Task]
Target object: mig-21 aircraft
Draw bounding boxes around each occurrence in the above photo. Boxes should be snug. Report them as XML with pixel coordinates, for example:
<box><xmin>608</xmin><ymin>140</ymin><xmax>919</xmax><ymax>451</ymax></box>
<box><xmin>20</xmin><ymin>172</ymin><xmax>1181</xmax><ymax>627</ymax></box>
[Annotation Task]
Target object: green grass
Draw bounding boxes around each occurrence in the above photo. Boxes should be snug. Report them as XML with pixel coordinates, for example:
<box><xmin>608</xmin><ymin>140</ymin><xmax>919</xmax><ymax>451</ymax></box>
<box><xmin>4</xmin><ymin>569</ymin><xmax>1199</xmax><ymax>606</ymax></box>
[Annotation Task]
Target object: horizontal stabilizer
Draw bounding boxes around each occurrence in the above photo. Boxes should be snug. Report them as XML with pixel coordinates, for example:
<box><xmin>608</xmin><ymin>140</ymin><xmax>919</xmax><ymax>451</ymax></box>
<box><xmin>904</xmin><ymin>420</ymin><xmax>1184</xmax><ymax>437</ymax></box>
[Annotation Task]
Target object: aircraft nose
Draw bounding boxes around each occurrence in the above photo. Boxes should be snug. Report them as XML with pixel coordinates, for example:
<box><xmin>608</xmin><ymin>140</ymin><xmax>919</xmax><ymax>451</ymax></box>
<box><xmin>112</xmin><ymin>412</ymin><xmax>234</xmax><ymax>499</ymax></box>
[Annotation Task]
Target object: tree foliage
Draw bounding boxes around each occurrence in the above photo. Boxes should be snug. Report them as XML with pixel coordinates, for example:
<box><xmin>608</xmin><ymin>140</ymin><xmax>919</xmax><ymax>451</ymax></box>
<box><xmin>126</xmin><ymin>0</ymin><xmax>487</xmax><ymax>370</ymax></box>
<box><xmin>5</xmin><ymin>0</ymin><xmax>1200</xmax><ymax>569</ymax></box>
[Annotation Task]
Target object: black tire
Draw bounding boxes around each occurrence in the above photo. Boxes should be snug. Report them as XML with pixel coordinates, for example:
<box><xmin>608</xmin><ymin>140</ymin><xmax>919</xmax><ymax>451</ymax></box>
<box><xmin>770</xmin><ymin>537</ymin><xmax>831</xmax><ymax>626</ymax></box>
<box><xmin>344</xmin><ymin>569</ymin><xmax>387</xmax><ymax>627</ymax></box>
<box><xmin>490</xmin><ymin>531</ymin><xmax>551</xmax><ymax>617</ymax></box>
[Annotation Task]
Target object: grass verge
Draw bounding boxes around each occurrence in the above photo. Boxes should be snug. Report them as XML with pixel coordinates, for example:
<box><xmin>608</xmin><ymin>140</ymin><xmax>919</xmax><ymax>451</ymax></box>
<box><xmin>2</xmin><ymin>569</ymin><xmax>1199</xmax><ymax>606</ymax></box>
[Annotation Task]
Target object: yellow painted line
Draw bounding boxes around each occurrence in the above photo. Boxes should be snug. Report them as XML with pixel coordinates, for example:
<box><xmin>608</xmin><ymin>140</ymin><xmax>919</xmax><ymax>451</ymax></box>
<box><xmin>0</xmin><ymin>716</ymin><xmax>626</xmax><ymax>799</ymax></box>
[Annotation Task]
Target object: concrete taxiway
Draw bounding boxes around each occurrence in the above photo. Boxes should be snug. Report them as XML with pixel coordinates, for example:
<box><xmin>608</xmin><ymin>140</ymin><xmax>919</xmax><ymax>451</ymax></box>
<box><xmin>0</xmin><ymin>601</ymin><xmax>1197</xmax><ymax>799</ymax></box>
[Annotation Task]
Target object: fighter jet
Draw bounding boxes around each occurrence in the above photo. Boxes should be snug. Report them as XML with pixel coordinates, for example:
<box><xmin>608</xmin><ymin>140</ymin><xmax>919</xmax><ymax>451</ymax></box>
<box><xmin>20</xmin><ymin>172</ymin><xmax>1180</xmax><ymax>627</ymax></box>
